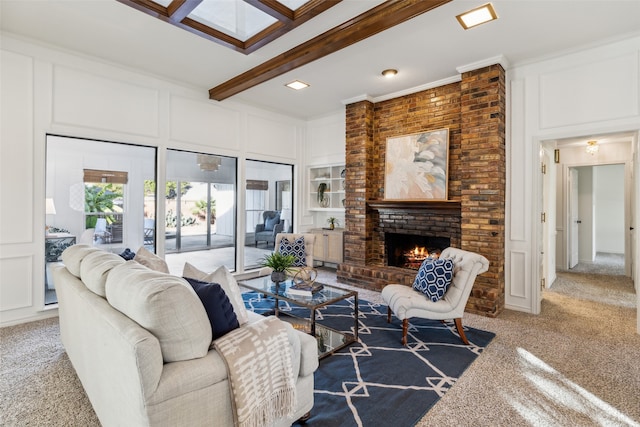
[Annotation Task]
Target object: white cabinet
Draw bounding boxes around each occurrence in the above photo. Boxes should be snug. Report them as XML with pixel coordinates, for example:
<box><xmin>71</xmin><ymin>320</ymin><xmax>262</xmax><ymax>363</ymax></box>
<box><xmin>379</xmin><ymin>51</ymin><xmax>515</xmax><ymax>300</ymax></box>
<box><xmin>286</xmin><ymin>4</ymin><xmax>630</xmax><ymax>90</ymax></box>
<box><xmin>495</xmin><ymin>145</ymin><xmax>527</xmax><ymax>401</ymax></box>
<box><xmin>310</xmin><ymin>228</ymin><xmax>343</xmax><ymax>265</ymax></box>
<box><xmin>309</xmin><ymin>164</ymin><xmax>345</xmax><ymax>211</ymax></box>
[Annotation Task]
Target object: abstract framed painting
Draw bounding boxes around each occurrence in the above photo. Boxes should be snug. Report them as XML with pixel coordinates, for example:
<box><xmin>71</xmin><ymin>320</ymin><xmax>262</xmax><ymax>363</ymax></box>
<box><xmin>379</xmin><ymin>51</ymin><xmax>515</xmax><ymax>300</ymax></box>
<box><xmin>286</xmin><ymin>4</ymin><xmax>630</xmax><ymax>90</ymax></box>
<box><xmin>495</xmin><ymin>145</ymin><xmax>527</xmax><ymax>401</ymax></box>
<box><xmin>384</xmin><ymin>128</ymin><xmax>449</xmax><ymax>200</ymax></box>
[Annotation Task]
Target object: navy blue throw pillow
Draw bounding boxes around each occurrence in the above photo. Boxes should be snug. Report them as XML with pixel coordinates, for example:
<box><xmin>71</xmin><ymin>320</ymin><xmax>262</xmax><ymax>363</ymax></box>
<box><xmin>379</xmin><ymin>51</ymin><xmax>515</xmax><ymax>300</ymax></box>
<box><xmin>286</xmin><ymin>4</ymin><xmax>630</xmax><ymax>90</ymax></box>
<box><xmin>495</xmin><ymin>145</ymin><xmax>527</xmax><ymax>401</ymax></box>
<box><xmin>278</xmin><ymin>236</ymin><xmax>306</xmax><ymax>267</ymax></box>
<box><xmin>118</xmin><ymin>248</ymin><xmax>136</xmax><ymax>260</ymax></box>
<box><xmin>184</xmin><ymin>277</ymin><xmax>239</xmax><ymax>340</ymax></box>
<box><xmin>412</xmin><ymin>258</ymin><xmax>454</xmax><ymax>302</ymax></box>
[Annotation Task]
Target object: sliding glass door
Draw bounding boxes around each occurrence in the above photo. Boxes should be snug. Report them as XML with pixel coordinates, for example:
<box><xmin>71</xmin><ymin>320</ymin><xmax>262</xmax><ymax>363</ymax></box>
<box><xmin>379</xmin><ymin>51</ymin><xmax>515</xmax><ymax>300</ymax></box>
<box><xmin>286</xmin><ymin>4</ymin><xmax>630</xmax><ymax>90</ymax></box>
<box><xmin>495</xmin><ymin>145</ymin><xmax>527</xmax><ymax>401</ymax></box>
<box><xmin>45</xmin><ymin>135</ymin><xmax>156</xmax><ymax>304</ymax></box>
<box><xmin>165</xmin><ymin>150</ymin><xmax>237</xmax><ymax>273</ymax></box>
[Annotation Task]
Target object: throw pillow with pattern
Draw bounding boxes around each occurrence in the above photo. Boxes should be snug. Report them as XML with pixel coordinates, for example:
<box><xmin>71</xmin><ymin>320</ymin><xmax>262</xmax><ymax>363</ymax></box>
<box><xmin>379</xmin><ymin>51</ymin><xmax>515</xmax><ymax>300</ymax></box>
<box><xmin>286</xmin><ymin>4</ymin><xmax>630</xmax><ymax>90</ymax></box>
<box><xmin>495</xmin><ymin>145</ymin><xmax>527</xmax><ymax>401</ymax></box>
<box><xmin>278</xmin><ymin>236</ymin><xmax>306</xmax><ymax>267</ymax></box>
<box><xmin>412</xmin><ymin>258</ymin><xmax>454</xmax><ymax>302</ymax></box>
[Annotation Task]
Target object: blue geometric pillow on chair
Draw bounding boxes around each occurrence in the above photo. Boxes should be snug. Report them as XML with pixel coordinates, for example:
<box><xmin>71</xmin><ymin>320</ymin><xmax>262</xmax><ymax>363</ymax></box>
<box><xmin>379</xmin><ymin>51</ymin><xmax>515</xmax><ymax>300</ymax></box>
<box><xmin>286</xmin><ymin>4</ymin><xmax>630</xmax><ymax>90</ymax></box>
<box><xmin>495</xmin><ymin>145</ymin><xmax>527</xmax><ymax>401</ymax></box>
<box><xmin>278</xmin><ymin>236</ymin><xmax>306</xmax><ymax>267</ymax></box>
<box><xmin>412</xmin><ymin>258</ymin><xmax>454</xmax><ymax>302</ymax></box>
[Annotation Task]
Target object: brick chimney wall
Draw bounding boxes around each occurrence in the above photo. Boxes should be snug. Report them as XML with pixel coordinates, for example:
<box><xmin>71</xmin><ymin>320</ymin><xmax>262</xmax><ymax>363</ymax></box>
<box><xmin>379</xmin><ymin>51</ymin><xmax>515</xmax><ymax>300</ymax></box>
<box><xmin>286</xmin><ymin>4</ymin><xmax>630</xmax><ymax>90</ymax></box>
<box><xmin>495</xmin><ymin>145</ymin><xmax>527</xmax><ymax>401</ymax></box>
<box><xmin>337</xmin><ymin>64</ymin><xmax>505</xmax><ymax>317</ymax></box>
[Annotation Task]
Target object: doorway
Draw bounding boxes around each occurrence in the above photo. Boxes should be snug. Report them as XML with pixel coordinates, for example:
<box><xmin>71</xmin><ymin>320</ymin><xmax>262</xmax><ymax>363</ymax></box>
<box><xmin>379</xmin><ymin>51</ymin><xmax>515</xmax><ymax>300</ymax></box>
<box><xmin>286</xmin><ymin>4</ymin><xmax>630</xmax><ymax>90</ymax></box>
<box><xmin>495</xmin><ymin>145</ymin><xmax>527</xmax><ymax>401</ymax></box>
<box><xmin>539</xmin><ymin>132</ymin><xmax>636</xmax><ymax>304</ymax></box>
<box><xmin>566</xmin><ymin>164</ymin><xmax>626</xmax><ymax>273</ymax></box>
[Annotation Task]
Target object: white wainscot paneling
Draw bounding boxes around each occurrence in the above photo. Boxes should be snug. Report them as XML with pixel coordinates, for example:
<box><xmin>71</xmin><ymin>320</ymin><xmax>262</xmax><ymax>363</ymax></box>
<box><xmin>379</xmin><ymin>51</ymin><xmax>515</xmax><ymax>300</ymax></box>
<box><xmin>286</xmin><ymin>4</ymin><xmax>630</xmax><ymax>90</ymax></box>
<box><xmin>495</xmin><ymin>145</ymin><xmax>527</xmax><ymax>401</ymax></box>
<box><xmin>539</xmin><ymin>53</ymin><xmax>639</xmax><ymax>129</ymax></box>
<box><xmin>170</xmin><ymin>96</ymin><xmax>240</xmax><ymax>149</ymax></box>
<box><xmin>1</xmin><ymin>50</ymin><xmax>34</xmax><ymax>244</ymax></box>
<box><xmin>507</xmin><ymin>250</ymin><xmax>530</xmax><ymax>307</ymax></box>
<box><xmin>246</xmin><ymin>114</ymin><xmax>297</xmax><ymax>159</ymax></box>
<box><xmin>0</xmin><ymin>255</ymin><xmax>33</xmax><ymax>311</ymax></box>
<box><xmin>307</xmin><ymin>114</ymin><xmax>345</xmax><ymax>162</ymax></box>
<box><xmin>52</xmin><ymin>66</ymin><xmax>159</xmax><ymax>137</ymax></box>
<box><xmin>509</xmin><ymin>79</ymin><xmax>527</xmax><ymax>241</ymax></box>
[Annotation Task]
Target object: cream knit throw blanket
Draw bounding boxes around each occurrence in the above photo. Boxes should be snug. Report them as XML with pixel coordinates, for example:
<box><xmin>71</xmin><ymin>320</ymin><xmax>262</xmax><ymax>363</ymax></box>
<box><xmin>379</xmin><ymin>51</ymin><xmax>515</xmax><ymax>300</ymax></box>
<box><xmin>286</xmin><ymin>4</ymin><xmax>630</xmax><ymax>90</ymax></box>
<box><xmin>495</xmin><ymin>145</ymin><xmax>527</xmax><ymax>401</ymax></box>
<box><xmin>214</xmin><ymin>316</ymin><xmax>296</xmax><ymax>427</ymax></box>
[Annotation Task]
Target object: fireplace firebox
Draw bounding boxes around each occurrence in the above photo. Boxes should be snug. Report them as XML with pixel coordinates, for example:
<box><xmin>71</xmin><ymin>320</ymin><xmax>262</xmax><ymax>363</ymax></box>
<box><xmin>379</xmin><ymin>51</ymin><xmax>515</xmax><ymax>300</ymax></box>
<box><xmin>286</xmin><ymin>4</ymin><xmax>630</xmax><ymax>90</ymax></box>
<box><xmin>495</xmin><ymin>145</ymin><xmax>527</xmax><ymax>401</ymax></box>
<box><xmin>386</xmin><ymin>233</ymin><xmax>450</xmax><ymax>270</ymax></box>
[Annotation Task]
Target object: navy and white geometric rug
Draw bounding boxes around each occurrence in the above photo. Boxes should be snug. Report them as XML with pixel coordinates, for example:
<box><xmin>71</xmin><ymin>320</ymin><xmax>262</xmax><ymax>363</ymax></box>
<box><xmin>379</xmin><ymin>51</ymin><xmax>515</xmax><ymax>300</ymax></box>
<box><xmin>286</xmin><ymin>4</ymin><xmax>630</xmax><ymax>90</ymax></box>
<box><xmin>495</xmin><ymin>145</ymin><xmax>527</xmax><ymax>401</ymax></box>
<box><xmin>243</xmin><ymin>293</ymin><xmax>495</xmax><ymax>427</ymax></box>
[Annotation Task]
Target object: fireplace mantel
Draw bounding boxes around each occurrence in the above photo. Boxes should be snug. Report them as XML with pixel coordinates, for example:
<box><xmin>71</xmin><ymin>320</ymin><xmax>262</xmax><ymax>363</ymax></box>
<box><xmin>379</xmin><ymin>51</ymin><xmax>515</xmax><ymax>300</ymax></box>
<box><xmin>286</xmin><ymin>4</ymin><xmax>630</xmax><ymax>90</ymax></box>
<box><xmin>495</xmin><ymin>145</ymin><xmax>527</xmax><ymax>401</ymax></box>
<box><xmin>368</xmin><ymin>200</ymin><xmax>461</xmax><ymax>214</ymax></box>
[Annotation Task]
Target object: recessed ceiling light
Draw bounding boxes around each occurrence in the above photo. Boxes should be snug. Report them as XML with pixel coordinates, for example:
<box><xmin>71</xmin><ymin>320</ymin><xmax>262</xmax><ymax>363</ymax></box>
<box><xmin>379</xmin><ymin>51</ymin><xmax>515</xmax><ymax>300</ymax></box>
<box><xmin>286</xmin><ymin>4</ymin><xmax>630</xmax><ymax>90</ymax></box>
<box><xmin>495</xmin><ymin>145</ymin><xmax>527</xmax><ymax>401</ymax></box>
<box><xmin>381</xmin><ymin>69</ymin><xmax>398</xmax><ymax>78</ymax></box>
<box><xmin>456</xmin><ymin>3</ymin><xmax>498</xmax><ymax>30</ymax></box>
<box><xmin>285</xmin><ymin>80</ymin><xmax>309</xmax><ymax>90</ymax></box>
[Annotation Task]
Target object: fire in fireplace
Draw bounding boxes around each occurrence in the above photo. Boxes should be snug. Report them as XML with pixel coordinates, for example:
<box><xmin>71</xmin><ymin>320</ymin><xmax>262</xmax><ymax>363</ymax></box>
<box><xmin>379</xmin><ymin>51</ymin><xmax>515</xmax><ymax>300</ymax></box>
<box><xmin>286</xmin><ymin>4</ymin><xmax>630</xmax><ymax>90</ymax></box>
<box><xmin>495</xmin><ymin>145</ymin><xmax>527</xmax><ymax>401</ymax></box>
<box><xmin>386</xmin><ymin>233</ymin><xmax>450</xmax><ymax>270</ymax></box>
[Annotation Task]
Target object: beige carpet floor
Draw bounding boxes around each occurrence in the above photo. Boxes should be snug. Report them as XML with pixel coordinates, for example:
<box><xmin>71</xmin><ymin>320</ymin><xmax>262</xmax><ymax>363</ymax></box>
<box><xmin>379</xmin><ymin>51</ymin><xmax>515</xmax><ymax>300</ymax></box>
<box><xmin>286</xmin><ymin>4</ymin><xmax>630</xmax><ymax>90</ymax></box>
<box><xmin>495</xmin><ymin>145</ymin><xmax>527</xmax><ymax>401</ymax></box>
<box><xmin>1</xmin><ymin>264</ymin><xmax>638</xmax><ymax>426</ymax></box>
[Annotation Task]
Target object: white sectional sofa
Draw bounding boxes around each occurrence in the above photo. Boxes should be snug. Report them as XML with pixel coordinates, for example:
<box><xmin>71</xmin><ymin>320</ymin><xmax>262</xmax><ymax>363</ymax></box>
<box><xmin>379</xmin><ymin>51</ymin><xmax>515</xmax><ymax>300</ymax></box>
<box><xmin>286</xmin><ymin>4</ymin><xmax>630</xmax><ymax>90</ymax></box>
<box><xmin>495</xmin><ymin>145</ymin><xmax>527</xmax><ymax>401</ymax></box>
<box><xmin>53</xmin><ymin>245</ymin><xmax>318</xmax><ymax>426</ymax></box>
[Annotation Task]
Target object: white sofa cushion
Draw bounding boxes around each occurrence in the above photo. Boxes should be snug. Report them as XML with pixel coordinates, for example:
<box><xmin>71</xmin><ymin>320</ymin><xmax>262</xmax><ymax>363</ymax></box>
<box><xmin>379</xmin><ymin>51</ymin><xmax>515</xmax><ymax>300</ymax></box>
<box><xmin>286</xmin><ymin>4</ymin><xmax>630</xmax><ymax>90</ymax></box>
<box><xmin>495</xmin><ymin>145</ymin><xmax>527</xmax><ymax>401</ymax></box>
<box><xmin>61</xmin><ymin>244</ymin><xmax>101</xmax><ymax>278</ymax></box>
<box><xmin>80</xmin><ymin>250</ymin><xmax>126</xmax><ymax>297</ymax></box>
<box><xmin>106</xmin><ymin>261</ymin><xmax>212</xmax><ymax>362</ymax></box>
<box><xmin>182</xmin><ymin>262</ymin><xmax>249</xmax><ymax>325</ymax></box>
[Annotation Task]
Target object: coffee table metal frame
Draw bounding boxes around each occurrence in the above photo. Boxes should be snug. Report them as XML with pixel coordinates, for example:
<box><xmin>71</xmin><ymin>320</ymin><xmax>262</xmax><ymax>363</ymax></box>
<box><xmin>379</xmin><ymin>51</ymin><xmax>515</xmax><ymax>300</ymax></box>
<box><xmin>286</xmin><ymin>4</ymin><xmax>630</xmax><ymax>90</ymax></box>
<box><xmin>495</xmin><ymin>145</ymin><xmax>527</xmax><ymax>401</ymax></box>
<box><xmin>239</xmin><ymin>275</ymin><xmax>358</xmax><ymax>358</ymax></box>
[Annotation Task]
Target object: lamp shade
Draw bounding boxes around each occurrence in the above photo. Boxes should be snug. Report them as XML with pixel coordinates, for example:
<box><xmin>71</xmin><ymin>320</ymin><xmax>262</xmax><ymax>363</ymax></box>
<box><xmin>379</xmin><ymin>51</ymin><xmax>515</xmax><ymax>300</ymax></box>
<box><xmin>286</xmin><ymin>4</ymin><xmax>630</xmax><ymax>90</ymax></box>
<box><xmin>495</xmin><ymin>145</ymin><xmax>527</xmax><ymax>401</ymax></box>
<box><xmin>45</xmin><ymin>198</ymin><xmax>57</xmax><ymax>215</ymax></box>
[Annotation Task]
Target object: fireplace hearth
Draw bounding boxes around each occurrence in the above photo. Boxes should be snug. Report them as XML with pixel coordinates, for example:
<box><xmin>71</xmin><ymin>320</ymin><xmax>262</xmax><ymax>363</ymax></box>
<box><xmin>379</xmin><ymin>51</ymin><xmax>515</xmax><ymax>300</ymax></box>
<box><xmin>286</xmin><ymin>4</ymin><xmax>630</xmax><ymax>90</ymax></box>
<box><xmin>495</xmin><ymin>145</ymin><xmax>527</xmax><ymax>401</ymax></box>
<box><xmin>386</xmin><ymin>233</ymin><xmax>450</xmax><ymax>270</ymax></box>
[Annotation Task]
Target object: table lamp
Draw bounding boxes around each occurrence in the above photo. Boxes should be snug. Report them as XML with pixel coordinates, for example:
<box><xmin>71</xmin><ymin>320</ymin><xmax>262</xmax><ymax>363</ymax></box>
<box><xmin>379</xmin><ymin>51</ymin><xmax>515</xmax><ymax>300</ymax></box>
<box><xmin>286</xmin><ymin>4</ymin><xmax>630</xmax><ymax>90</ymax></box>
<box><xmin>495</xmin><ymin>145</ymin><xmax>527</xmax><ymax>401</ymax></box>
<box><xmin>45</xmin><ymin>198</ymin><xmax>56</xmax><ymax>234</ymax></box>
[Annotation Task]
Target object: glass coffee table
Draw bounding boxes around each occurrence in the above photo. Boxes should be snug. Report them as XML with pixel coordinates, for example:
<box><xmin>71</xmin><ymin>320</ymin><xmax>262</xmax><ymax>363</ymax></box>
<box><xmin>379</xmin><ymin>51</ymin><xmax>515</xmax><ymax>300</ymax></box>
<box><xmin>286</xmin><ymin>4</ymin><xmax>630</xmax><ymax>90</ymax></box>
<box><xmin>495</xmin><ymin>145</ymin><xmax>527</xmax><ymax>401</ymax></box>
<box><xmin>239</xmin><ymin>275</ymin><xmax>358</xmax><ymax>358</ymax></box>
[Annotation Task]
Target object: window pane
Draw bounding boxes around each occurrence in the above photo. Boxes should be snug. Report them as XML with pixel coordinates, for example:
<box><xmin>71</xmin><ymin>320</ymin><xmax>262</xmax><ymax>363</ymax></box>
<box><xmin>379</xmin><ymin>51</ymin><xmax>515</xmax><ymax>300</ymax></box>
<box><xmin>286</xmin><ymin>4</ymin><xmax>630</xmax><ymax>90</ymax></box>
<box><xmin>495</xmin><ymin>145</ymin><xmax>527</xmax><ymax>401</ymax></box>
<box><xmin>244</xmin><ymin>160</ymin><xmax>293</xmax><ymax>271</ymax></box>
<box><xmin>45</xmin><ymin>135</ymin><xmax>156</xmax><ymax>305</ymax></box>
<box><xmin>84</xmin><ymin>182</ymin><xmax>124</xmax><ymax>245</ymax></box>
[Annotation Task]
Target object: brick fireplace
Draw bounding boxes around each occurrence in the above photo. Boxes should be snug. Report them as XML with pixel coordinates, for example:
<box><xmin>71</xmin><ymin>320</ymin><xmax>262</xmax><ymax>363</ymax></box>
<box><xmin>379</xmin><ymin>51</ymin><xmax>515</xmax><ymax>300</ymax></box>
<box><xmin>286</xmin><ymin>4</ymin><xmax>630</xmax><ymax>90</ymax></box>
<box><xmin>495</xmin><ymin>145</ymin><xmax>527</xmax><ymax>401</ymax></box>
<box><xmin>336</xmin><ymin>64</ymin><xmax>505</xmax><ymax>317</ymax></box>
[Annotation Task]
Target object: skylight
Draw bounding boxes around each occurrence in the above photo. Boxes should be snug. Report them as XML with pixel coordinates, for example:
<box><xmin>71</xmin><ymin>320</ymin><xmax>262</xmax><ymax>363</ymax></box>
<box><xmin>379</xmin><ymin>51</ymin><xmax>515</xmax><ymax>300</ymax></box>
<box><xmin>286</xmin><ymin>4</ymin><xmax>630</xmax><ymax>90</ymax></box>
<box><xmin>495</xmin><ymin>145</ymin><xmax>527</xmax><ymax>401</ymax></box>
<box><xmin>120</xmin><ymin>0</ymin><xmax>340</xmax><ymax>54</ymax></box>
<box><xmin>188</xmin><ymin>1</ymin><xmax>278</xmax><ymax>42</ymax></box>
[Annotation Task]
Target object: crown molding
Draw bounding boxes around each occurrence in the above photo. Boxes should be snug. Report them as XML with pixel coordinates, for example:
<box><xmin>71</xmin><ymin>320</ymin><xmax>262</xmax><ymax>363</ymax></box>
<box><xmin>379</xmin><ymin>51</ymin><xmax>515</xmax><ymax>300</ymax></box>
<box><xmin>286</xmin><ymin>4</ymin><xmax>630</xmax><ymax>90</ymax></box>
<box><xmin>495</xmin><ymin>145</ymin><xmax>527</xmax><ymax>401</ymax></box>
<box><xmin>341</xmin><ymin>75</ymin><xmax>461</xmax><ymax>106</ymax></box>
<box><xmin>341</xmin><ymin>56</ymin><xmax>511</xmax><ymax>107</ymax></box>
<box><xmin>341</xmin><ymin>94</ymin><xmax>375</xmax><ymax>106</ymax></box>
<box><xmin>456</xmin><ymin>54</ymin><xmax>509</xmax><ymax>73</ymax></box>
<box><xmin>372</xmin><ymin>75</ymin><xmax>462</xmax><ymax>103</ymax></box>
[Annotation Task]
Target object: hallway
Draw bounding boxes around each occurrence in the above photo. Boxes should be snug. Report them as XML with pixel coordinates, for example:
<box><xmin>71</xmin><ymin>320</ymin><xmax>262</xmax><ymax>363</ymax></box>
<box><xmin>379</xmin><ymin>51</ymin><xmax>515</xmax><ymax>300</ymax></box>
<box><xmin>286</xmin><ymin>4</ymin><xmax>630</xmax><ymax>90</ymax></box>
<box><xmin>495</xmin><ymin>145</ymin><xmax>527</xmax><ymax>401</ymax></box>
<box><xmin>551</xmin><ymin>252</ymin><xmax>635</xmax><ymax>309</ymax></box>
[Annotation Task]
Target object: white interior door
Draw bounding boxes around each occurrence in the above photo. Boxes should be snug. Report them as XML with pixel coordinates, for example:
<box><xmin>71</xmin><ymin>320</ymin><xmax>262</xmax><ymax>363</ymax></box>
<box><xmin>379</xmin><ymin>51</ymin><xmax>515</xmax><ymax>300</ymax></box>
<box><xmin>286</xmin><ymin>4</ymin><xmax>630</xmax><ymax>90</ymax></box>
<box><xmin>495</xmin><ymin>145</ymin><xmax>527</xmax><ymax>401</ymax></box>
<box><xmin>569</xmin><ymin>168</ymin><xmax>580</xmax><ymax>268</ymax></box>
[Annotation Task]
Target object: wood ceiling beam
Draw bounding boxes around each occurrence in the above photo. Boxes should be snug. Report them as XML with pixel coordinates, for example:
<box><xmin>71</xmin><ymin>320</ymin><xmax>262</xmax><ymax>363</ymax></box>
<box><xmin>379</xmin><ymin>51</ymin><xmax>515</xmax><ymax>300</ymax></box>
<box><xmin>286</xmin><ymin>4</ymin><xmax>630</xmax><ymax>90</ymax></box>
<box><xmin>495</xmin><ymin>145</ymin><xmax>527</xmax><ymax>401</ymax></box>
<box><xmin>167</xmin><ymin>0</ymin><xmax>202</xmax><ymax>23</ymax></box>
<box><xmin>209</xmin><ymin>0</ymin><xmax>452</xmax><ymax>101</ymax></box>
<box><xmin>245</xmin><ymin>0</ymin><xmax>295</xmax><ymax>22</ymax></box>
<box><xmin>242</xmin><ymin>0</ymin><xmax>341</xmax><ymax>53</ymax></box>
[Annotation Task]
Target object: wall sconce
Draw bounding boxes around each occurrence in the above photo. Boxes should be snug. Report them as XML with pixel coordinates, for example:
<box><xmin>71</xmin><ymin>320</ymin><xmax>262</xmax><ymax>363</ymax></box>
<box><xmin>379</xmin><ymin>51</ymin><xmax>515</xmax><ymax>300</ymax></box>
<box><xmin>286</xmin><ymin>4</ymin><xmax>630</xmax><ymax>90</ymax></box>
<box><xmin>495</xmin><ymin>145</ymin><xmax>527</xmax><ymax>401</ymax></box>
<box><xmin>586</xmin><ymin>140</ymin><xmax>599</xmax><ymax>155</ymax></box>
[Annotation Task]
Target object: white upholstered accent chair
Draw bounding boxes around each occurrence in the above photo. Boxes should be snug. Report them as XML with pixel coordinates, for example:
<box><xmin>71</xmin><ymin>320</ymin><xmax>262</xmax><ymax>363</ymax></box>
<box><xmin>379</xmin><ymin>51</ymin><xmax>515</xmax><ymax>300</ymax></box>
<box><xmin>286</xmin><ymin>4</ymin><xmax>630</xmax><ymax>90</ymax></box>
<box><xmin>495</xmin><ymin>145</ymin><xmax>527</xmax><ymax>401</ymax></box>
<box><xmin>271</xmin><ymin>233</ymin><xmax>316</xmax><ymax>277</ymax></box>
<box><xmin>381</xmin><ymin>247</ymin><xmax>489</xmax><ymax>346</ymax></box>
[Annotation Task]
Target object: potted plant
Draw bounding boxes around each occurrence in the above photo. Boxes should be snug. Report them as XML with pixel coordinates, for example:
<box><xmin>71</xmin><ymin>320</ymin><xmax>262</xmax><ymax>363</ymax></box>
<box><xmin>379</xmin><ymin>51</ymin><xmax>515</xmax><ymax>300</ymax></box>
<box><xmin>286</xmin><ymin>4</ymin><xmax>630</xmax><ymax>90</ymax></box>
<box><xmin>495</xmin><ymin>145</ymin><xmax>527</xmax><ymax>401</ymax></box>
<box><xmin>317</xmin><ymin>182</ymin><xmax>329</xmax><ymax>207</ymax></box>
<box><xmin>327</xmin><ymin>217</ymin><xmax>339</xmax><ymax>230</ymax></box>
<box><xmin>261</xmin><ymin>252</ymin><xmax>296</xmax><ymax>283</ymax></box>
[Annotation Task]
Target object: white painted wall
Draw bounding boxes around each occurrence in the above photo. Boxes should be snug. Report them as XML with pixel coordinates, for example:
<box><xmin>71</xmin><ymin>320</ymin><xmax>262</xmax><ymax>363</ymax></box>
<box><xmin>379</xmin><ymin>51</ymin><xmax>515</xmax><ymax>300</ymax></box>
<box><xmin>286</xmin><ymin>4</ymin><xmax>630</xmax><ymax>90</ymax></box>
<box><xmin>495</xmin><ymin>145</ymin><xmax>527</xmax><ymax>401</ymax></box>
<box><xmin>595</xmin><ymin>164</ymin><xmax>625</xmax><ymax>254</ymax></box>
<box><xmin>304</xmin><ymin>111</ymin><xmax>346</xmax><ymax>230</ymax></box>
<box><xmin>508</xmin><ymin>34</ymin><xmax>640</xmax><ymax>320</ymax></box>
<box><xmin>0</xmin><ymin>34</ymin><xmax>305</xmax><ymax>326</ymax></box>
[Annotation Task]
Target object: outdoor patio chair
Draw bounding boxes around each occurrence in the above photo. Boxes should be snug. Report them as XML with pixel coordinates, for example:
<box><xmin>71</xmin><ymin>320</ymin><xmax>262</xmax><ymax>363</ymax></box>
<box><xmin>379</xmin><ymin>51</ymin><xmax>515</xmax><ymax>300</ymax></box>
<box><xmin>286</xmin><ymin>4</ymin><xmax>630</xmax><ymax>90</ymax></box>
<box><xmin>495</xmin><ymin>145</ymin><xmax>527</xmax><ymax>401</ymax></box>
<box><xmin>143</xmin><ymin>218</ymin><xmax>155</xmax><ymax>245</ymax></box>
<box><xmin>93</xmin><ymin>218</ymin><xmax>111</xmax><ymax>244</ymax></box>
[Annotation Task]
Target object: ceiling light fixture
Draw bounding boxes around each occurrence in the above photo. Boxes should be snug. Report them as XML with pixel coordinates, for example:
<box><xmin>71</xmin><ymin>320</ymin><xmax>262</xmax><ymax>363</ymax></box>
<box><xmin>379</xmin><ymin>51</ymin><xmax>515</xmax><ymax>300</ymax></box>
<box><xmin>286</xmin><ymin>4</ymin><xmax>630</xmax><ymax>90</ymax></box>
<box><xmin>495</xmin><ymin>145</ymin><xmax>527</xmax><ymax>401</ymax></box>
<box><xmin>381</xmin><ymin>69</ymin><xmax>398</xmax><ymax>78</ymax></box>
<box><xmin>586</xmin><ymin>140</ymin><xmax>599</xmax><ymax>155</ymax></box>
<box><xmin>197</xmin><ymin>154</ymin><xmax>222</xmax><ymax>171</ymax></box>
<box><xmin>285</xmin><ymin>80</ymin><xmax>310</xmax><ymax>90</ymax></box>
<box><xmin>456</xmin><ymin>3</ymin><xmax>498</xmax><ymax>30</ymax></box>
